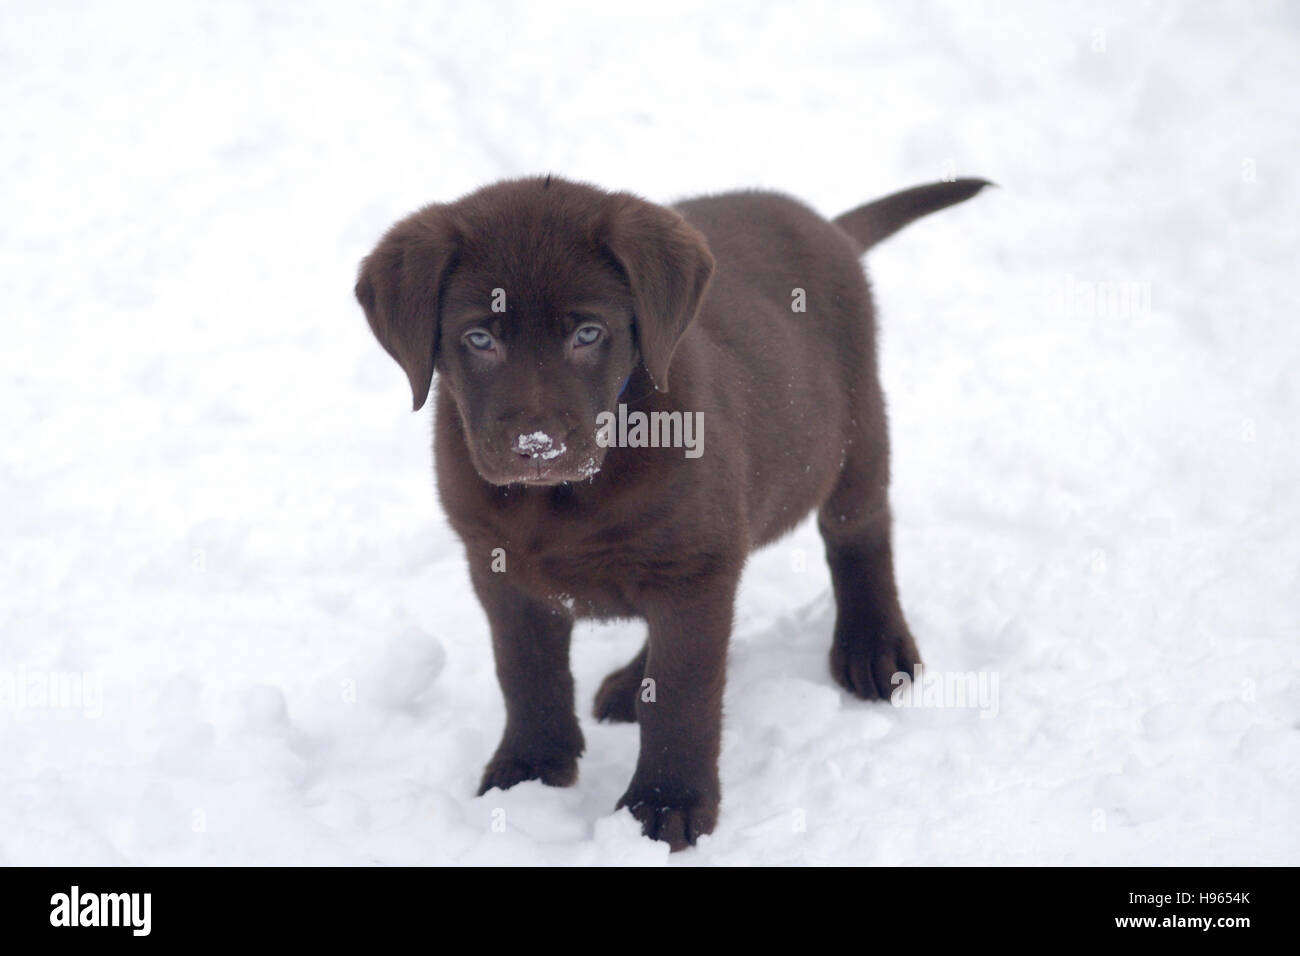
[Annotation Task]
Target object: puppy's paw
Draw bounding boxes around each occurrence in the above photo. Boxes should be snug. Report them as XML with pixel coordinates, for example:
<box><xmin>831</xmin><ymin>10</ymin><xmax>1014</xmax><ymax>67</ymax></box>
<box><xmin>616</xmin><ymin>788</ymin><xmax>718</xmax><ymax>852</ymax></box>
<box><xmin>476</xmin><ymin>745</ymin><xmax>580</xmax><ymax>795</ymax></box>
<box><xmin>592</xmin><ymin>663</ymin><xmax>643</xmax><ymax>723</ymax></box>
<box><xmin>830</xmin><ymin>628</ymin><xmax>921</xmax><ymax>701</ymax></box>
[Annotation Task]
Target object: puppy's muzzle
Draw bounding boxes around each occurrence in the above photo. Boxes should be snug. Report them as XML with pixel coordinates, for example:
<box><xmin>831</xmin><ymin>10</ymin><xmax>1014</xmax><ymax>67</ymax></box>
<box><xmin>474</xmin><ymin>425</ymin><xmax>603</xmax><ymax>486</ymax></box>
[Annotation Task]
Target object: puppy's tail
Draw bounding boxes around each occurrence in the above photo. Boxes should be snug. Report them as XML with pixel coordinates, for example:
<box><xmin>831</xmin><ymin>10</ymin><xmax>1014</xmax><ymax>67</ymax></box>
<box><xmin>834</xmin><ymin>178</ymin><xmax>993</xmax><ymax>254</ymax></box>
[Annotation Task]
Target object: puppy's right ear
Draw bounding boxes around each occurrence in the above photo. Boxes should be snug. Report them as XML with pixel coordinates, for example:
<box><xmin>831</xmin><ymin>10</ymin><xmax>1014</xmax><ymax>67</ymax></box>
<box><xmin>355</xmin><ymin>208</ymin><xmax>460</xmax><ymax>411</ymax></box>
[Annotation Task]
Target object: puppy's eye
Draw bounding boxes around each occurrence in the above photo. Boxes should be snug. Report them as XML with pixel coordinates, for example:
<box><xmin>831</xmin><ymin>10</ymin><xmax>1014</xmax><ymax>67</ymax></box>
<box><xmin>573</xmin><ymin>325</ymin><xmax>603</xmax><ymax>348</ymax></box>
<box><xmin>464</xmin><ymin>330</ymin><xmax>496</xmax><ymax>351</ymax></box>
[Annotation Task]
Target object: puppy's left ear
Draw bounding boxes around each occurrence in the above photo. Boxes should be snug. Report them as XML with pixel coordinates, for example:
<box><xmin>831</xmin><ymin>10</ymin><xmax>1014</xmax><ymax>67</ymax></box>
<box><xmin>355</xmin><ymin>208</ymin><xmax>460</xmax><ymax>411</ymax></box>
<box><xmin>603</xmin><ymin>196</ymin><xmax>714</xmax><ymax>392</ymax></box>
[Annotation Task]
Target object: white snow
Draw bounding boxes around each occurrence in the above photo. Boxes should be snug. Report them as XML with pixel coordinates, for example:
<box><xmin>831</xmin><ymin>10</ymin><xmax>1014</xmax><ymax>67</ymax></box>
<box><xmin>515</xmin><ymin>431</ymin><xmax>565</xmax><ymax>460</ymax></box>
<box><xmin>1</xmin><ymin>1</ymin><xmax>1296</xmax><ymax>865</ymax></box>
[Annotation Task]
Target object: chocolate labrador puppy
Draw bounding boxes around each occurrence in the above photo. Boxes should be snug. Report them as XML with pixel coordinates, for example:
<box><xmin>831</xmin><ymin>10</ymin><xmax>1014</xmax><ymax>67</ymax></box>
<box><xmin>356</xmin><ymin>175</ymin><xmax>989</xmax><ymax>850</ymax></box>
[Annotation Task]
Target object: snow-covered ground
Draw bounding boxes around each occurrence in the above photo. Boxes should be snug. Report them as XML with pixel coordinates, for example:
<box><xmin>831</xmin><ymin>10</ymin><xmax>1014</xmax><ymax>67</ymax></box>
<box><xmin>2</xmin><ymin>1</ymin><xmax>1296</xmax><ymax>865</ymax></box>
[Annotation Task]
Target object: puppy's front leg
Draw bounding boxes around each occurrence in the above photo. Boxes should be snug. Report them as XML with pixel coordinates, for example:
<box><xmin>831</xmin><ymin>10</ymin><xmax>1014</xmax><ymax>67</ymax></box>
<box><xmin>618</xmin><ymin>574</ymin><xmax>736</xmax><ymax>850</ymax></box>
<box><xmin>471</xmin><ymin>564</ymin><xmax>585</xmax><ymax>795</ymax></box>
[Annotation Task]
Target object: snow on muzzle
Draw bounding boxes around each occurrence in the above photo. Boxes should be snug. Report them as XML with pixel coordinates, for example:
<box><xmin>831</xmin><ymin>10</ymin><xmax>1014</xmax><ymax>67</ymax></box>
<box><xmin>513</xmin><ymin>430</ymin><xmax>567</xmax><ymax>461</ymax></box>
<box><xmin>473</xmin><ymin>427</ymin><xmax>603</xmax><ymax>485</ymax></box>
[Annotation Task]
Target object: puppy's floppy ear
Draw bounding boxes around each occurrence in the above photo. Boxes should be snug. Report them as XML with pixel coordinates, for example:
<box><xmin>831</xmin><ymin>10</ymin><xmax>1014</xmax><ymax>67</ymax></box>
<box><xmin>355</xmin><ymin>207</ymin><xmax>460</xmax><ymax>411</ymax></box>
<box><xmin>603</xmin><ymin>196</ymin><xmax>714</xmax><ymax>392</ymax></box>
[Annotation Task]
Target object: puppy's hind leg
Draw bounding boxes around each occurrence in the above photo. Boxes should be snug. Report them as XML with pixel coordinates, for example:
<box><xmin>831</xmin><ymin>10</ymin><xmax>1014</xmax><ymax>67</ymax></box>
<box><xmin>593</xmin><ymin>642</ymin><xmax>648</xmax><ymax>723</ymax></box>
<box><xmin>818</xmin><ymin>421</ymin><xmax>921</xmax><ymax>701</ymax></box>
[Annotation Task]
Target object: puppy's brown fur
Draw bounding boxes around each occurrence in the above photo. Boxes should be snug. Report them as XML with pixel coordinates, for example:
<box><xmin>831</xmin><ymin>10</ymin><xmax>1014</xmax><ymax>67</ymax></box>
<box><xmin>357</xmin><ymin>175</ymin><xmax>989</xmax><ymax>849</ymax></box>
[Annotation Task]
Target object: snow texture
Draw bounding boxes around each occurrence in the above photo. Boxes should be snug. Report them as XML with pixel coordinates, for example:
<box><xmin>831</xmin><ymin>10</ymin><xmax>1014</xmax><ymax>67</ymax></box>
<box><xmin>1</xmin><ymin>0</ymin><xmax>1296</xmax><ymax>865</ymax></box>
